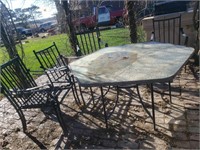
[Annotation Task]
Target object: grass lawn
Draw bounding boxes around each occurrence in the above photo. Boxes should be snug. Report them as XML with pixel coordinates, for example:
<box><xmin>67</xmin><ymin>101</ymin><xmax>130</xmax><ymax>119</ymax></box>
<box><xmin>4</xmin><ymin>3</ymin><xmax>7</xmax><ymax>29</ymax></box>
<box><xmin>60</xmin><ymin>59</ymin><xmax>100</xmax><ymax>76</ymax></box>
<box><xmin>0</xmin><ymin>27</ymin><xmax>146</xmax><ymax>73</ymax></box>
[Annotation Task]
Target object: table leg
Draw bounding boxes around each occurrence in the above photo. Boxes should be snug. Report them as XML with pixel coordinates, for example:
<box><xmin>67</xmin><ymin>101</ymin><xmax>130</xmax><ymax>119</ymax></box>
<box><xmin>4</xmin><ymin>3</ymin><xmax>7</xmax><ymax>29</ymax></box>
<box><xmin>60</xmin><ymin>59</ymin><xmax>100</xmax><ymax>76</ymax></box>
<box><xmin>136</xmin><ymin>85</ymin><xmax>152</xmax><ymax>118</ymax></box>
<box><xmin>79</xmin><ymin>85</ymin><xmax>86</xmax><ymax>105</ymax></box>
<box><xmin>90</xmin><ymin>87</ymin><xmax>95</xmax><ymax>104</ymax></box>
<box><xmin>71</xmin><ymin>75</ymin><xmax>81</xmax><ymax>105</ymax></box>
<box><xmin>168</xmin><ymin>81</ymin><xmax>172</xmax><ymax>103</ymax></box>
<box><xmin>150</xmin><ymin>83</ymin><xmax>156</xmax><ymax>130</ymax></box>
<box><xmin>100</xmin><ymin>87</ymin><xmax>108</xmax><ymax>129</ymax></box>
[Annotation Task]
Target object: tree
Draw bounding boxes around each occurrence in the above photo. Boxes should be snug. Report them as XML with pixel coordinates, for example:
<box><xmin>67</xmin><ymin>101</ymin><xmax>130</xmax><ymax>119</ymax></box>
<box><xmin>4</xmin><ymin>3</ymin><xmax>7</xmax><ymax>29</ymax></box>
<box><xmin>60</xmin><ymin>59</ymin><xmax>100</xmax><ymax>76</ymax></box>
<box><xmin>0</xmin><ymin>1</ymin><xmax>24</xmax><ymax>59</ymax></box>
<box><xmin>126</xmin><ymin>0</ymin><xmax>147</xmax><ymax>43</ymax></box>
<box><xmin>62</xmin><ymin>0</ymin><xmax>78</xmax><ymax>56</ymax></box>
<box><xmin>54</xmin><ymin>0</ymin><xmax>67</xmax><ymax>33</ymax></box>
<box><xmin>193</xmin><ymin>1</ymin><xmax>199</xmax><ymax>54</ymax></box>
<box><xmin>14</xmin><ymin>8</ymin><xmax>30</xmax><ymax>27</ymax></box>
<box><xmin>126</xmin><ymin>1</ymin><xmax>137</xmax><ymax>43</ymax></box>
<box><xmin>23</xmin><ymin>5</ymin><xmax>42</xmax><ymax>29</ymax></box>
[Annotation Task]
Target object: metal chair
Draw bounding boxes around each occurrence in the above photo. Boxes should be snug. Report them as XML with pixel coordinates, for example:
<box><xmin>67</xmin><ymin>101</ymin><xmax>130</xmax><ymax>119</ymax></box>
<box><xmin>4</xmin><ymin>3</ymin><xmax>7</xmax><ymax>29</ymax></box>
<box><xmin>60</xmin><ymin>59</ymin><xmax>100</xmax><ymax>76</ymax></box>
<box><xmin>151</xmin><ymin>15</ymin><xmax>188</xmax><ymax>45</ymax></box>
<box><xmin>151</xmin><ymin>15</ymin><xmax>188</xmax><ymax>103</ymax></box>
<box><xmin>75</xmin><ymin>27</ymin><xmax>108</xmax><ymax>56</ymax></box>
<box><xmin>33</xmin><ymin>42</ymin><xmax>71</xmax><ymax>84</ymax></box>
<box><xmin>72</xmin><ymin>27</ymin><xmax>109</xmax><ymax>106</ymax></box>
<box><xmin>33</xmin><ymin>42</ymin><xmax>81</xmax><ymax>105</ymax></box>
<box><xmin>0</xmin><ymin>55</ymin><xmax>68</xmax><ymax>134</ymax></box>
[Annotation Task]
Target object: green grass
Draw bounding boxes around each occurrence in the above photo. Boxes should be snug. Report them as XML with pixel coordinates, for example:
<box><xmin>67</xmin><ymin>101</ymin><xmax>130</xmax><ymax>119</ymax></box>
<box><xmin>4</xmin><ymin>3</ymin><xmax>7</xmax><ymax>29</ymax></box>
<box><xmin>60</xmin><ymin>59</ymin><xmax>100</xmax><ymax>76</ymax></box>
<box><xmin>0</xmin><ymin>27</ymin><xmax>146</xmax><ymax>73</ymax></box>
<box><xmin>0</xmin><ymin>34</ymin><xmax>73</xmax><ymax>73</ymax></box>
<box><xmin>101</xmin><ymin>28</ymin><xmax>131</xmax><ymax>46</ymax></box>
<box><xmin>21</xmin><ymin>34</ymin><xmax>73</xmax><ymax>72</ymax></box>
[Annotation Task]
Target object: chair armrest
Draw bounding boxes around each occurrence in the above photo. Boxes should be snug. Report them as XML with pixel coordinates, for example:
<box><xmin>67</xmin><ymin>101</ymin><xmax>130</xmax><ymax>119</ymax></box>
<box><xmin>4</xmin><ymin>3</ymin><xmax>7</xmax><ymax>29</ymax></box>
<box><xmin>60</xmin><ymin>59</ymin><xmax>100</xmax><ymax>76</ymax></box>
<box><xmin>10</xmin><ymin>84</ymin><xmax>53</xmax><ymax>95</ymax></box>
<box><xmin>180</xmin><ymin>28</ymin><xmax>188</xmax><ymax>46</ymax></box>
<box><xmin>150</xmin><ymin>32</ymin><xmax>155</xmax><ymax>41</ymax></box>
<box><xmin>11</xmin><ymin>83</ymin><xmax>71</xmax><ymax>97</ymax></box>
<box><xmin>46</xmin><ymin>66</ymin><xmax>69</xmax><ymax>72</ymax></box>
<box><xmin>63</xmin><ymin>56</ymin><xmax>82</xmax><ymax>64</ymax></box>
<box><xmin>98</xmin><ymin>36</ymin><xmax>108</xmax><ymax>47</ymax></box>
<box><xmin>25</xmin><ymin>84</ymin><xmax>52</xmax><ymax>91</ymax></box>
<box><xmin>44</xmin><ymin>67</ymin><xmax>73</xmax><ymax>87</ymax></box>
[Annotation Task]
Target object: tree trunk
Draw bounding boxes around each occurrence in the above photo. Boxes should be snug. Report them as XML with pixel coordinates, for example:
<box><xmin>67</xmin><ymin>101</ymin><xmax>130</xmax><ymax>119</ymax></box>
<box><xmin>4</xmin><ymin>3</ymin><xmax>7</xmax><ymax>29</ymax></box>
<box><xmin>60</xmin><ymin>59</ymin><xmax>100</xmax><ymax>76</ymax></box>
<box><xmin>62</xmin><ymin>0</ymin><xmax>78</xmax><ymax>56</ymax></box>
<box><xmin>54</xmin><ymin>0</ymin><xmax>67</xmax><ymax>33</ymax></box>
<box><xmin>0</xmin><ymin>1</ymin><xmax>21</xmax><ymax>59</ymax></box>
<box><xmin>126</xmin><ymin>1</ymin><xmax>138</xmax><ymax>43</ymax></box>
<box><xmin>1</xmin><ymin>24</ymin><xmax>18</xmax><ymax>59</ymax></box>
<box><xmin>193</xmin><ymin>1</ymin><xmax>199</xmax><ymax>54</ymax></box>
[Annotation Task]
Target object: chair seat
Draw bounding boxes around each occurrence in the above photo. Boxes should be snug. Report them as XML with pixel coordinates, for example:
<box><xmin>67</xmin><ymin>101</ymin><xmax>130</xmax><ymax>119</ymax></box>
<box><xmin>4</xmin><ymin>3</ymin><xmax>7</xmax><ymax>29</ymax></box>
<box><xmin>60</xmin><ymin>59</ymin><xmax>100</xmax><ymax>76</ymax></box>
<box><xmin>21</xmin><ymin>93</ymin><xmax>54</xmax><ymax>109</ymax></box>
<box><xmin>48</xmin><ymin>66</ymin><xmax>69</xmax><ymax>72</ymax></box>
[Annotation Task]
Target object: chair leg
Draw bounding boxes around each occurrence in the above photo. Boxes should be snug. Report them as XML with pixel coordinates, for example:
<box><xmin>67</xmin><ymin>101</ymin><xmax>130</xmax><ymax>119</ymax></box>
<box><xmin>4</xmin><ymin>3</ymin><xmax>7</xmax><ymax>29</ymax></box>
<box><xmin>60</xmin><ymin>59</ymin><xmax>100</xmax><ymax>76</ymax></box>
<box><xmin>100</xmin><ymin>87</ymin><xmax>108</xmax><ymax>129</ymax></box>
<box><xmin>150</xmin><ymin>83</ymin><xmax>156</xmax><ymax>130</ymax></box>
<box><xmin>71</xmin><ymin>76</ymin><xmax>82</xmax><ymax>105</ymax></box>
<box><xmin>18</xmin><ymin>109</ymin><xmax>27</xmax><ymax>132</ymax></box>
<box><xmin>136</xmin><ymin>85</ymin><xmax>152</xmax><ymax>119</ymax></box>
<box><xmin>79</xmin><ymin>85</ymin><xmax>86</xmax><ymax>105</ymax></box>
<box><xmin>53</xmin><ymin>102</ymin><xmax>68</xmax><ymax>135</ymax></box>
<box><xmin>168</xmin><ymin>81</ymin><xmax>172</xmax><ymax>103</ymax></box>
<box><xmin>12</xmin><ymin>105</ymin><xmax>27</xmax><ymax>132</ymax></box>
<box><xmin>90</xmin><ymin>87</ymin><xmax>95</xmax><ymax>104</ymax></box>
<box><xmin>72</xmin><ymin>83</ymin><xmax>81</xmax><ymax>105</ymax></box>
<box><xmin>137</xmin><ymin>84</ymin><xmax>156</xmax><ymax>130</ymax></box>
<box><xmin>178</xmin><ymin>75</ymin><xmax>182</xmax><ymax>96</ymax></box>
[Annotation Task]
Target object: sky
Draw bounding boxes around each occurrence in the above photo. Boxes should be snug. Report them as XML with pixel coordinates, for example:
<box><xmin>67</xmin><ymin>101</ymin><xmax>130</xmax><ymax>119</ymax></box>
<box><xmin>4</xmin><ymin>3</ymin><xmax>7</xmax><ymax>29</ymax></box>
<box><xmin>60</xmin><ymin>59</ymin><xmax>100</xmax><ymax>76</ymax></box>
<box><xmin>5</xmin><ymin>0</ymin><xmax>57</xmax><ymax>19</ymax></box>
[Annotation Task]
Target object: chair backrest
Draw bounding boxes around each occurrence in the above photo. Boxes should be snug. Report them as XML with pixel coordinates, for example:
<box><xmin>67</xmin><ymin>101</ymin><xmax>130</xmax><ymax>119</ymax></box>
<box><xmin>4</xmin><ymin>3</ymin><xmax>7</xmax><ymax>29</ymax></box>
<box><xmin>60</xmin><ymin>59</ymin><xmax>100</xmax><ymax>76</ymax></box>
<box><xmin>33</xmin><ymin>42</ymin><xmax>70</xmax><ymax>83</ymax></box>
<box><xmin>152</xmin><ymin>15</ymin><xmax>182</xmax><ymax>45</ymax></box>
<box><xmin>75</xmin><ymin>27</ymin><xmax>102</xmax><ymax>56</ymax></box>
<box><xmin>33</xmin><ymin>42</ymin><xmax>67</xmax><ymax>70</ymax></box>
<box><xmin>0</xmin><ymin>55</ymin><xmax>37</xmax><ymax>92</ymax></box>
<box><xmin>0</xmin><ymin>55</ymin><xmax>37</xmax><ymax>106</ymax></box>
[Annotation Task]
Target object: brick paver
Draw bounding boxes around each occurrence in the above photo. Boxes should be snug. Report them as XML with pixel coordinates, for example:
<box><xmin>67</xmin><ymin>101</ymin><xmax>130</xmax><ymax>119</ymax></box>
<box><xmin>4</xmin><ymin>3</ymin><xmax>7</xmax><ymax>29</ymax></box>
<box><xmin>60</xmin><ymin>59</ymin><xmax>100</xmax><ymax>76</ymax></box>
<box><xmin>0</xmin><ymin>68</ymin><xmax>199</xmax><ymax>149</ymax></box>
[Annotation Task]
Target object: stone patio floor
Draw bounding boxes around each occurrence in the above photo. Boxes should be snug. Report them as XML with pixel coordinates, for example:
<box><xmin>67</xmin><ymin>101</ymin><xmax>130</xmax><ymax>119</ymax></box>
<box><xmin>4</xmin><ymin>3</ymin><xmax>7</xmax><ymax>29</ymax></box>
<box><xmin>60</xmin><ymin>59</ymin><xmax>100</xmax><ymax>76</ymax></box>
<box><xmin>0</xmin><ymin>68</ymin><xmax>199</xmax><ymax>149</ymax></box>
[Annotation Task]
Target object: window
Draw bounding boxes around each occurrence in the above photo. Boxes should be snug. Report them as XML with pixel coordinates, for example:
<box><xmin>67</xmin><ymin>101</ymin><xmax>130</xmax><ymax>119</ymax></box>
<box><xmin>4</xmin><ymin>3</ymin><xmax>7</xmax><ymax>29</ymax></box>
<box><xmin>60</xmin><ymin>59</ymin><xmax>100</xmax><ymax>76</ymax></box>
<box><xmin>98</xmin><ymin>7</ymin><xmax>108</xmax><ymax>14</ymax></box>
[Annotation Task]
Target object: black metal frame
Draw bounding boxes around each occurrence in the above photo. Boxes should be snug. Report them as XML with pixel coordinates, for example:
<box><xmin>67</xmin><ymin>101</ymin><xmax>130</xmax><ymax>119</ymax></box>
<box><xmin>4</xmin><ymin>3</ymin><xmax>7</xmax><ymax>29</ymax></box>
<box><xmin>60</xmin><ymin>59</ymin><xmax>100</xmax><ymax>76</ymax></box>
<box><xmin>75</xmin><ymin>27</ymin><xmax>108</xmax><ymax>56</ymax></box>
<box><xmin>94</xmin><ymin>84</ymin><xmax>157</xmax><ymax>130</ymax></box>
<box><xmin>72</xmin><ymin>28</ymin><xmax>109</xmax><ymax>106</ymax></box>
<box><xmin>118</xmin><ymin>83</ymin><xmax>157</xmax><ymax>130</ymax></box>
<box><xmin>33</xmin><ymin>42</ymin><xmax>81</xmax><ymax>105</ymax></box>
<box><xmin>33</xmin><ymin>42</ymin><xmax>70</xmax><ymax>84</ymax></box>
<box><xmin>151</xmin><ymin>15</ymin><xmax>188</xmax><ymax>103</ymax></box>
<box><xmin>151</xmin><ymin>15</ymin><xmax>188</xmax><ymax>46</ymax></box>
<box><xmin>0</xmin><ymin>55</ymin><xmax>68</xmax><ymax>134</ymax></box>
<box><xmin>97</xmin><ymin>86</ymin><xmax>119</xmax><ymax>129</ymax></box>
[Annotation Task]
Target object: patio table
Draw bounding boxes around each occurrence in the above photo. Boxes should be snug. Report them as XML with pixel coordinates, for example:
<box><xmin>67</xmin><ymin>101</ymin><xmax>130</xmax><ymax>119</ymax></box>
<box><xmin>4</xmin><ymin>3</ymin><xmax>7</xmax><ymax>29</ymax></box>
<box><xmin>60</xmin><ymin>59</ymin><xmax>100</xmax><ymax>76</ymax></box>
<box><xmin>69</xmin><ymin>42</ymin><xmax>194</xmax><ymax>129</ymax></box>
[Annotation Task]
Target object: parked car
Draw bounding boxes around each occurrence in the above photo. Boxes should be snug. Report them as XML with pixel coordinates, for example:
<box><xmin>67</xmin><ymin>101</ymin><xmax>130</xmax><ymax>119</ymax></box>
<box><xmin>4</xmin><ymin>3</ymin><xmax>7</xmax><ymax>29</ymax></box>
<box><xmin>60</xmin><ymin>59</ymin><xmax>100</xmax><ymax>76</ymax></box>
<box><xmin>16</xmin><ymin>27</ymin><xmax>32</xmax><ymax>36</ymax></box>
<box><xmin>39</xmin><ymin>21</ymin><xmax>57</xmax><ymax>32</ymax></box>
<box><xmin>73</xmin><ymin>5</ymin><xmax>126</xmax><ymax>30</ymax></box>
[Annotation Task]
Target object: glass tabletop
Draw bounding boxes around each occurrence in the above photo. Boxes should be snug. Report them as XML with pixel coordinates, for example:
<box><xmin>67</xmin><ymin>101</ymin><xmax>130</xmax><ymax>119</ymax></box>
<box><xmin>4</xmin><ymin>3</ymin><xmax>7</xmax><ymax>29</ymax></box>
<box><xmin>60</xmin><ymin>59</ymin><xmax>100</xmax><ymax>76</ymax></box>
<box><xmin>69</xmin><ymin>42</ymin><xmax>194</xmax><ymax>87</ymax></box>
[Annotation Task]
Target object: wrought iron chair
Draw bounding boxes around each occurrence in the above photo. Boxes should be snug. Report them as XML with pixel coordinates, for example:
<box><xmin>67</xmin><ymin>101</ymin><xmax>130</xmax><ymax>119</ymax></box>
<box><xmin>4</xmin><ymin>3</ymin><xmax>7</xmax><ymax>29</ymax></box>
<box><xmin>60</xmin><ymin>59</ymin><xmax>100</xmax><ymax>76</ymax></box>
<box><xmin>0</xmin><ymin>55</ymin><xmax>68</xmax><ymax>134</ymax></box>
<box><xmin>33</xmin><ymin>42</ymin><xmax>81</xmax><ymax>105</ymax></box>
<box><xmin>151</xmin><ymin>15</ymin><xmax>188</xmax><ymax>45</ymax></box>
<box><xmin>75</xmin><ymin>27</ymin><xmax>108</xmax><ymax>56</ymax></box>
<box><xmin>70</xmin><ymin>27</ymin><xmax>109</xmax><ymax>105</ymax></box>
<box><xmin>151</xmin><ymin>15</ymin><xmax>188</xmax><ymax>102</ymax></box>
<box><xmin>33</xmin><ymin>42</ymin><xmax>70</xmax><ymax>84</ymax></box>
